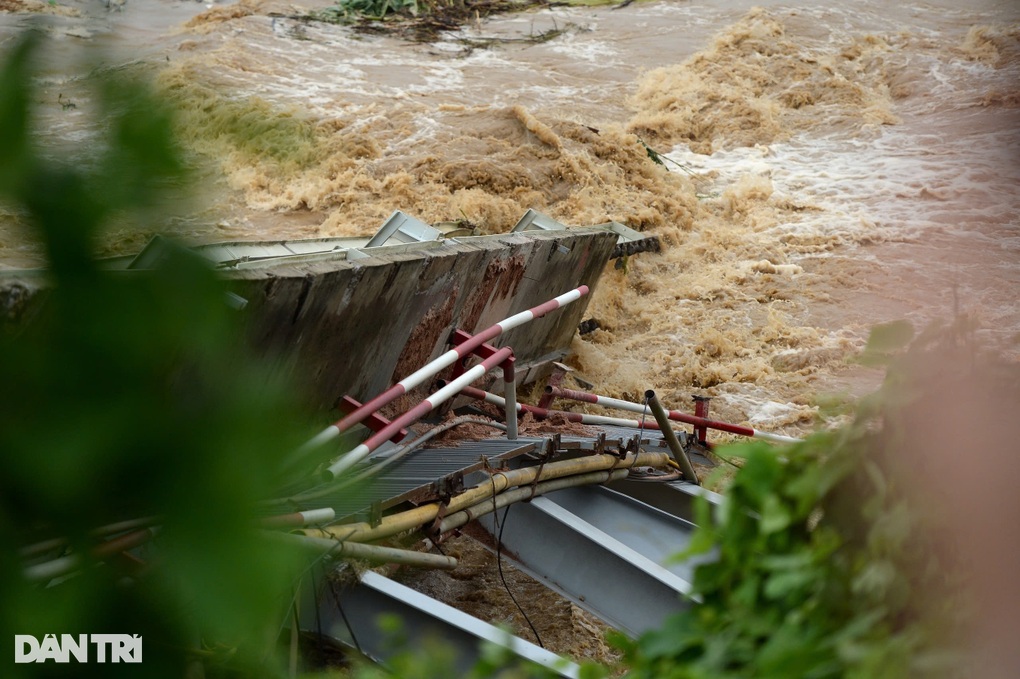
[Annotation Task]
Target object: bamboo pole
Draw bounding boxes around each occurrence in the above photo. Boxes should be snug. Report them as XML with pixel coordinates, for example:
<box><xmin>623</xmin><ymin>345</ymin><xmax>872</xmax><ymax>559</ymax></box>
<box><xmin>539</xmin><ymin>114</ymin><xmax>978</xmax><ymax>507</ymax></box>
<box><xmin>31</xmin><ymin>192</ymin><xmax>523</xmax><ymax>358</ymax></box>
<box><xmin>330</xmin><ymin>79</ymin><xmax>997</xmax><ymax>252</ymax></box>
<box><xmin>302</xmin><ymin>451</ymin><xmax>669</xmax><ymax>544</ymax></box>
<box><xmin>267</xmin><ymin>532</ymin><xmax>458</xmax><ymax>570</ymax></box>
<box><xmin>260</xmin><ymin>508</ymin><xmax>336</xmax><ymax>529</ymax></box>
<box><xmin>23</xmin><ymin>527</ymin><xmax>160</xmax><ymax>582</ymax></box>
<box><xmin>437</xmin><ymin>468</ymin><xmax>631</xmax><ymax>535</ymax></box>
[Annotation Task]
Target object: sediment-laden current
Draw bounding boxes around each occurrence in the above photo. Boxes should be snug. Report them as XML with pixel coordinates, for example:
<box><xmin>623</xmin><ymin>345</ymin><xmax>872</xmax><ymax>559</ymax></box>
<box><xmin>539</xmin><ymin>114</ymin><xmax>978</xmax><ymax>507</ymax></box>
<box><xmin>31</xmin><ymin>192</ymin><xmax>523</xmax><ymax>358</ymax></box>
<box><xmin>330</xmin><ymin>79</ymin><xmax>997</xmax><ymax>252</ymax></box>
<box><xmin>1</xmin><ymin>0</ymin><xmax>1018</xmax><ymax>437</ymax></box>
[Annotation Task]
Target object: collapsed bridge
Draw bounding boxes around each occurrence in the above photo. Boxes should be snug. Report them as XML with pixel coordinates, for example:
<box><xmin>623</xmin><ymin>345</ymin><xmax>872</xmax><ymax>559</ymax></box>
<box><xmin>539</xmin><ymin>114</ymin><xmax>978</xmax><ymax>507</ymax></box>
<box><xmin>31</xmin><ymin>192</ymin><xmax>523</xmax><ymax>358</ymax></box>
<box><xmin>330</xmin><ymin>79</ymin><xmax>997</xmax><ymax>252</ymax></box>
<box><xmin>6</xmin><ymin>210</ymin><xmax>789</xmax><ymax>676</ymax></box>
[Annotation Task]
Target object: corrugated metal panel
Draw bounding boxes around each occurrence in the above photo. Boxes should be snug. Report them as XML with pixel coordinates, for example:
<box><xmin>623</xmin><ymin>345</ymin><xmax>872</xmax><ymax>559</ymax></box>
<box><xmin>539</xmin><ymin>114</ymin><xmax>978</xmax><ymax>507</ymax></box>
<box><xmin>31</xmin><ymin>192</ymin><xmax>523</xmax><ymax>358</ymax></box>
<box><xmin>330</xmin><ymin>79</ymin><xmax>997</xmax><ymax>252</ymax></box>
<box><xmin>511</xmin><ymin>209</ymin><xmax>567</xmax><ymax>233</ymax></box>
<box><xmin>283</xmin><ymin>439</ymin><xmax>540</xmax><ymax>521</ymax></box>
<box><xmin>366</xmin><ymin>211</ymin><xmax>443</xmax><ymax>248</ymax></box>
<box><xmin>265</xmin><ymin>426</ymin><xmax>691</xmax><ymax>523</ymax></box>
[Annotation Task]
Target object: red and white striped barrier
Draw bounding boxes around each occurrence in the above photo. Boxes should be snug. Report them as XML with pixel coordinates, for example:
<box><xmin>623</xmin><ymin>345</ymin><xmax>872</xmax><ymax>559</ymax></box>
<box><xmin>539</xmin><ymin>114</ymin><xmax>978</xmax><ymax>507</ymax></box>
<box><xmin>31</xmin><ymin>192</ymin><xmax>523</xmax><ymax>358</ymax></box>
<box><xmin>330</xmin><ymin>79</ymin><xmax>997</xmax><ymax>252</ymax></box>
<box><xmin>457</xmin><ymin>386</ymin><xmax>664</xmax><ymax>431</ymax></box>
<box><xmin>300</xmin><ymin>285</ymin><xmax>589</xmax><ymax>455</ymax></box>
<box><xmin>323</xmin><ymin>347</ymin><xmax>515</xmax><ymax>479</ymax></box>
<box><xmin>546</xmin><ymin>386</ymin><xmax>801</xmax><ymax>444</ymax></box>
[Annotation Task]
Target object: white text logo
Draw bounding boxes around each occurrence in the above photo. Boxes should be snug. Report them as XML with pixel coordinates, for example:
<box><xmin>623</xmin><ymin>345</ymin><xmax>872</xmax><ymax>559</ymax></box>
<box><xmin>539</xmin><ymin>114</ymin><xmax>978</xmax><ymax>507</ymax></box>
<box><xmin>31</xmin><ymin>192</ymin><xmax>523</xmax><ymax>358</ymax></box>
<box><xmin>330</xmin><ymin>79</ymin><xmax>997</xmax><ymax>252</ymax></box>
<box><xmin>14</xmin><ymin>634</ymin><xmax>142</xmax><ymax>663</ymax></box>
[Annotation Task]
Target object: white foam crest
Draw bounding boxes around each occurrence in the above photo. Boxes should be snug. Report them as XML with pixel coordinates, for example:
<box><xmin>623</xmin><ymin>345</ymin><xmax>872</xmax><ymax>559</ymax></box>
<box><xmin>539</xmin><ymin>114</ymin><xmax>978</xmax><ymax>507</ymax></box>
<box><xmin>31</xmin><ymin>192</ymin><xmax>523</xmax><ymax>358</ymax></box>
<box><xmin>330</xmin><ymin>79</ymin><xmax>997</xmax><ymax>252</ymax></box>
<box><xmin>547</xmin><ymin>32</ymin><xmax>620</xmax><ymax>64</ymax></box>
<box><xmin>713</xmin><ymin>388</ymin><xmax>818</xmax><ymax>431</ymax></box>
<box><xmin>633</xmin><ymin>2</ymin><xmax>713</xmax><ymax>25</ymax></box>
<box><xmin>491</xmin><ymin>83</ymin><xmax>596</xmax><ymax>107</ymax></box>
<box><xmin>387</xmin><ymin>112</ymin><xmax>445</xmax><ymax>152</ymax></box>
<box><xmin>667</xmin><ymin>108</ymin><xmax>1020</xmax><ymax>251</ymax></box>
<box><xmin>667</xmin><ymin>142</ymin><xmax>882</xmax><ymax>245</ymax></box>
<box><xmin>746</xmin><ymin>401</ymin><xmax>813</xmax><ymax>427</ymax></box>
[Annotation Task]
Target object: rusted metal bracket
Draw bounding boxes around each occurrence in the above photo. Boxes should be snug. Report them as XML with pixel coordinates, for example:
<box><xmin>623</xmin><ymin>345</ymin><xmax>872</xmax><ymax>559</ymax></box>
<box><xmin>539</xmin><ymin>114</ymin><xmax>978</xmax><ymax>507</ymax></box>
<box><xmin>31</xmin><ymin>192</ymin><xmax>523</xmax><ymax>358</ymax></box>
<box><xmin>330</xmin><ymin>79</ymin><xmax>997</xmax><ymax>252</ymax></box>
<box><xmin>436</xmin><ymin>472</ymin><xmax>465</xmax><ymax>499</ymax></box>
<box><xmin>425</xmin><ymin>491</ymin><xmax>454</xmax><ymax>544</ymax></box>
<box><xmin>337</xmin><ymin>395</ymin><xmax>408</xmax><ymax>443</ymax></box>
<box><xmin>537</xmin><ymin>362</ymin><xmax>572</xmax><ymax>409</ymax></box>
<box><xmin>448</xmin><ymin>328</ymin><xmax>516</xmax><ymax>380</ymax></box>
<box><xmin>367</xmin><ymin>501</ymin><xmax>383</xmax><ymax>529</ymax></box>
<box><xmin>692</xmin><ymin>395</ymin><xmax>711</xmax><ymax>445</ymax></box>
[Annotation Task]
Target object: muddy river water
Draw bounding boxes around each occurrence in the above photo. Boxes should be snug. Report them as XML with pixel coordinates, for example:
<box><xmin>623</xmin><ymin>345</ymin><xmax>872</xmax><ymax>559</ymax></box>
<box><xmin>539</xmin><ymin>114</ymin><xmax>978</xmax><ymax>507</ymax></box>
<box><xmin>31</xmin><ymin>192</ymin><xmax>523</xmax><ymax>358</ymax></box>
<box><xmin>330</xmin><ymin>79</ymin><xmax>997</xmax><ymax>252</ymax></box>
<box><xmin>1</xmin><ymin>0</ymin><xmax>1018</xmax><ymax>437</ymax></box>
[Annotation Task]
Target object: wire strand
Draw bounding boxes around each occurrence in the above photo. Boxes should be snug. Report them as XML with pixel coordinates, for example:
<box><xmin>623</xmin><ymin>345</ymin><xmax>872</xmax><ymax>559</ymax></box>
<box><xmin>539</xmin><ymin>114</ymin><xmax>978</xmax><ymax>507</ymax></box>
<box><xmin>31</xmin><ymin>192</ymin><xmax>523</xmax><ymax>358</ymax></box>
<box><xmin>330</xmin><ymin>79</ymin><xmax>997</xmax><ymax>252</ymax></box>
<box><xmin>494</xmin><ymin>504</ymin><xmax>544</xmax><ymax>648</ymax></box>
<box><xmin>328</xmin><ymin>575</ymin><xmax>362</xmax><ymax>655</ymax></box>
<box><xmin>312</xmin><ymin>567</ymin><xmax>323</xmax><ymax>639</ymax></box>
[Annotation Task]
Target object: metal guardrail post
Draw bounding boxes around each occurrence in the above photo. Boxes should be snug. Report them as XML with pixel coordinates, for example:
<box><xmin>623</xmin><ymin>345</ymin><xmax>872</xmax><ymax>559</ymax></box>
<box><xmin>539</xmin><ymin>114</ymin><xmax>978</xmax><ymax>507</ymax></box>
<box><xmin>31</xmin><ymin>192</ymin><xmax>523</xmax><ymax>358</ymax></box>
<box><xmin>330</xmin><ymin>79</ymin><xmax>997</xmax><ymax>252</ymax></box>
<box><xmin>645</xmin><ymin>390</ymin><xmax>699</xmax><ymax>485</ymax></box>
<box><xmin>692</xmin><ymin>395</ymin><xmax>711</xmax><ymax>444</ymax></box>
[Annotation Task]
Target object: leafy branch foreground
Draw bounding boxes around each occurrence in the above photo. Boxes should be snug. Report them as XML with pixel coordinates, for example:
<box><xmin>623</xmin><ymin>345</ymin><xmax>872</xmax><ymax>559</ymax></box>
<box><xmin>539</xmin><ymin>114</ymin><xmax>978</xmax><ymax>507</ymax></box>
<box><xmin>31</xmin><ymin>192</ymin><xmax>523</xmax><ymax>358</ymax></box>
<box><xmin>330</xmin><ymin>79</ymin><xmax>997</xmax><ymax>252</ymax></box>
<box><xmin>1</xmin><ymin>32</ymin><xmax>309</xmax><ymax>679</ymax></box>
<box><xmin>613</xmin><ymin>320</ymin><xmax>1020</xmax><ymax>678</ymax></box>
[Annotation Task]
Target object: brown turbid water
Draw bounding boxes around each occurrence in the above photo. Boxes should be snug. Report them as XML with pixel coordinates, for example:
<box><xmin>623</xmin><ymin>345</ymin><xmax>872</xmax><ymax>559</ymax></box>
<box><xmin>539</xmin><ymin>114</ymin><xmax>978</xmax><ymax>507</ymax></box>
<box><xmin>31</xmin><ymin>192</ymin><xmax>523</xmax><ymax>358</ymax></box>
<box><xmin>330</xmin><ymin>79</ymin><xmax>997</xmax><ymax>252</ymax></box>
<box><xmin>1</xmin><ymin>0</ymin><xmax>1017</xmax><ymax>443</ymax></box>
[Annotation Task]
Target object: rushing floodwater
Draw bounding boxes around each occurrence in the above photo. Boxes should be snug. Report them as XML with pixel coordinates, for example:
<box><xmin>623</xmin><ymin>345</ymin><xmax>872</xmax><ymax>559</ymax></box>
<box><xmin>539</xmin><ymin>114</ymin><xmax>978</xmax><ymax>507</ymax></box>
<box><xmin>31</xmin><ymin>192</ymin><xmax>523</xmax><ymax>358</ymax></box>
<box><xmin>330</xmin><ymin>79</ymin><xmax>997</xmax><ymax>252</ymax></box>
<box><xmin>2</xmin><ymin>0</ymin><xmax>1018</xmax><ymax>437</ymax></box>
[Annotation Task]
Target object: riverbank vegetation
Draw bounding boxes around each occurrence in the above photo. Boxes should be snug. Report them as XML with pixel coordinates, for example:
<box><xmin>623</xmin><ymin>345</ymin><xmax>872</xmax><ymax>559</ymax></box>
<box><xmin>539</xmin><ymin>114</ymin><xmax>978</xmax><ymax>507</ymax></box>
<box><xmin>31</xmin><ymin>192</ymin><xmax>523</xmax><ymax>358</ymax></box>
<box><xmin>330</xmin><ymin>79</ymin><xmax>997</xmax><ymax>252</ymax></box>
<box><xmin>613</xmin><ymin>319</ymin><xmax>994</xmax><ymax>678</ymax></box>
<box><xmin>310</xmin><ymin>0</ymin><xmax>622</xmax><ymax>42</ymax></box>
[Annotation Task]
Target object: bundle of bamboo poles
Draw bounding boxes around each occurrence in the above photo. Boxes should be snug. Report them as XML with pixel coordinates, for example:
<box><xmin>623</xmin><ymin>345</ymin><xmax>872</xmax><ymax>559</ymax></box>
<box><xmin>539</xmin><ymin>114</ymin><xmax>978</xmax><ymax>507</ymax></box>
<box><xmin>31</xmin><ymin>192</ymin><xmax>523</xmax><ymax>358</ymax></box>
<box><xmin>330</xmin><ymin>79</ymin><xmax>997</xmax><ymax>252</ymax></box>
<box><xmin>280</xmin><ymin>450</ymin><xmax>670</xmax><ymax>569</ymax></box>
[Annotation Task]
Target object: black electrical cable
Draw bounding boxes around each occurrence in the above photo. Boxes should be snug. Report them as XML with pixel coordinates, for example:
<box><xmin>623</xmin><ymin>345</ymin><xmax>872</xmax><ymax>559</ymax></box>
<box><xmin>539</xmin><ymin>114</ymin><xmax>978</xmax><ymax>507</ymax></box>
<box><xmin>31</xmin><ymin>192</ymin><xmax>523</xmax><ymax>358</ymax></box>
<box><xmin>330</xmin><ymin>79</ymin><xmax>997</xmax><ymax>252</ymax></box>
<box><xmin>289</xmin><ymin>596</ymin><xmax>301</xmax><ymax>673</ymax></box>
<box><xmin>493</xmin><ymin>503</ymin><xmax>544</xmax><ymax>649</ymax></box>
<box><xmin>274</xmin><ymin>540</ymin><xmax>343</xmax><ymax>644</ymax></box>
<box><xmin>313</xmin><ymin>567</ymin><xmax>323</xmax><ymax>639</ymax></box>
<box><xmin>328</xmin><ymin>576</ymin><xmax>362</xmax><ymax>655</ymax></box>
<box><xmin>639</xmin><ymin>393</ymin><xmax>649</xmax><ymax>439</ymax></box>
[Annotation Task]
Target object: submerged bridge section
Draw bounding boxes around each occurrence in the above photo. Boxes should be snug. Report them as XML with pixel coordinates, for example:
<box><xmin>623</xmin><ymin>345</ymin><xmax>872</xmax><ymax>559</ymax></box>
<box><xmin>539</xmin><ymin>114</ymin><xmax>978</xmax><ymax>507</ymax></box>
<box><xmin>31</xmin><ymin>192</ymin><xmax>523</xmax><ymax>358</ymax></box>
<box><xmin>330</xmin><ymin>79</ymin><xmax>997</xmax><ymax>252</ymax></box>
<box><xmin>231</xmin><ymin>224</ymin><xmax>617</xmax><ymax>411</ymax></box>
<box><xmin>4</xmin><ymin>209</ymin><xmax>697</xmax><ymax>676</ymax></box>
<box><xmin>284</xmin><ymin>423</ymin><xmax>719</xmax><ymax>677</ymax></box>
<box><xmin>0</xmin><ymin>209</ymin><xmax>653</xmax><ymax>413</ymax></box>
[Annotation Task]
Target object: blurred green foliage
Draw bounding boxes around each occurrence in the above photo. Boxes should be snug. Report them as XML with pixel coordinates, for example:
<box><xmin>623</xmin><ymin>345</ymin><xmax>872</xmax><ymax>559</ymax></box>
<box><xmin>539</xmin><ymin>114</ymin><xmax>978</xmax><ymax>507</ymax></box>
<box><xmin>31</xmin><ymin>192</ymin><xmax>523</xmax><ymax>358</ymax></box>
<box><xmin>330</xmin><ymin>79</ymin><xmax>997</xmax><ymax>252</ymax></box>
<box><xmin>608</xmin><ymin>321</ymin><xmax>1013</xmax><ymax>678</ymax></box>
<box><xmin>0</xmin><ymin>31</ymin><xmax>308</xmax><ymax>678</ymax></box>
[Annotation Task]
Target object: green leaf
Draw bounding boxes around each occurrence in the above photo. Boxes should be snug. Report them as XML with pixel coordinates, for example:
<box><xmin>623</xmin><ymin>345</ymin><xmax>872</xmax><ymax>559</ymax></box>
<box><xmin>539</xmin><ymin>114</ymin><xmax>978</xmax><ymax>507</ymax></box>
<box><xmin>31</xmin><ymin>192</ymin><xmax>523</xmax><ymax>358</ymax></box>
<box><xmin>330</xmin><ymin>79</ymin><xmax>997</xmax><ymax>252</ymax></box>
<box><xmin>763</xmin><ymin>568</ymin><xmax>816</xmax><ymax>600</ymax></box>
<box><xmin>851</xmin><ymin>559</ymin><xmax>897</xmax><ymax>599</ymax></box>
<box><xmin>0</xmin><ymin>32</ymin><xmax>36</xmax><ymax>197</ymax></box>
<box><xmin>733</xmin><ymin>444</ymin><xmax>782</xmax><ymax>506</ymax></box>
<box><xmin>761</xmin><ymin>493</ymin><xmax>793</xmax><ymax>534</ymax></box>
<box><xmin>760</xmin><ymin>551</ymin><xmax>815</xmax><ymax>571</ymax></box>
<box><xmin>675</xmin><ymin>496</ymin><xmax>718</xmax><ymax>560</ymax></box>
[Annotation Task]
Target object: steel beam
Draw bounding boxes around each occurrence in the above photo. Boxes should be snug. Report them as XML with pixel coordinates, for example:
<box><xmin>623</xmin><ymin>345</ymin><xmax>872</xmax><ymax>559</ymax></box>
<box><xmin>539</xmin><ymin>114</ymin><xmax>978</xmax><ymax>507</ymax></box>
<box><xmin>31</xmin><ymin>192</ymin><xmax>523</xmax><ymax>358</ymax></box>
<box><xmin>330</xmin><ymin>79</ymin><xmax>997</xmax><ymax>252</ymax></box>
<box><xmin>307</xmin><ymin>570</ymin><xmax>580</xmax><ymax>678</ymax></box>
<box><xmin>605</xmin><ymin>478</ymin><xmax>725</xmax><ymax>523</ymax></box>
<box><xmin>479</xmin><ymin>485</ymin><xmax>705</xmax><ymax>637</ymax></box>
<box><xmin>536</xmin><ymin>485</ymin><xmax>715</xmax><ymax>583</ymax></box>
